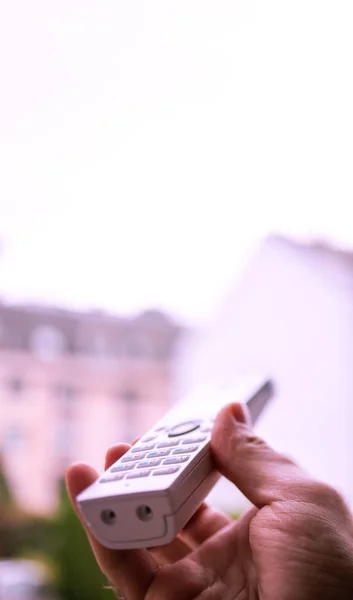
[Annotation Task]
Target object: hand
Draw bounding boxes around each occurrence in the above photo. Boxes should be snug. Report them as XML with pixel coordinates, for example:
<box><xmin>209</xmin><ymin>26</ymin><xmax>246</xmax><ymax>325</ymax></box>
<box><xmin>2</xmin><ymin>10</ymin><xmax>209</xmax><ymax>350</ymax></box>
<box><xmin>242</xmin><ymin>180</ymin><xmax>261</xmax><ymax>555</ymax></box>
<box><xmin>66</xmin><ymin>403</ymin><xmax>353</xmax><ymax>599</ymax></box>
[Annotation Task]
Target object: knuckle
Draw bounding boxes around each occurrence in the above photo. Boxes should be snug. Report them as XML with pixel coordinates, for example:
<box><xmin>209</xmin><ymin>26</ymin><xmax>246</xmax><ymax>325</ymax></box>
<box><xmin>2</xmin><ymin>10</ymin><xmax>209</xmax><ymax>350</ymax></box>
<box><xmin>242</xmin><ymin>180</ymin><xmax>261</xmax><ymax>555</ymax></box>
<box><xmin>146</xmin><ymin>561</ymin><xmax>207</xmax><ymax>600</ymax></box>
<box><xmin>306</xmin><ymin>481</ymin><xmax>346</xmax><ymax>511</ymax></box>
<box><xmin>241</xmin><ymin>432</ymin><xmax>267</xmax><ymax>449</ymax></box>
<box><xmin>226</xmin><ymin>430</ymin><xmax>267</xmax><ymax>458</ymax></box>
<box><xmin>146</xmin><ymin>569</ymin><xmax>180</xmax><ymax>600</ymax></box>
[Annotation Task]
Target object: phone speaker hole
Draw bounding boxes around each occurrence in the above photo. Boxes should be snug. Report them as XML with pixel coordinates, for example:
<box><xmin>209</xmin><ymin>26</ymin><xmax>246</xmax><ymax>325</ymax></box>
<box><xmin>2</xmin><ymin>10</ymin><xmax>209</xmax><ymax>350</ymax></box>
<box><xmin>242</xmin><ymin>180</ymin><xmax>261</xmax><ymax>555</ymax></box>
<box><xmin>101</xmin><ymin>509</ymin><xmax>117</xmax><ymax>525</ymax></box>
<box><xmin>136</xmin><ymin>505</ymin><xmax>153</xmax><ymax>522</ymax></box>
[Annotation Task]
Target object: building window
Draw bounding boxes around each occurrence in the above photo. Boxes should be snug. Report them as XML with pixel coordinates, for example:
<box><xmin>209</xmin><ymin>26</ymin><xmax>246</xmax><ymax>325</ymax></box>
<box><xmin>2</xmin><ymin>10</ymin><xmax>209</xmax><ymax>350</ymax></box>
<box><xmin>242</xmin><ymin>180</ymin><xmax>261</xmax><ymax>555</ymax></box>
<box><xmin>7</xmin><ymin>377</ymin><xmax>24</xmax><ymax>395</ymax></box>
<box><xmin>125</xmin><ymin>333</ymin><xmax>154</xmax><ymax>359</ymax></box>
<box><xmin>121</xmin><ymin>389</ymin><xmax>138</xmax><ymax>402</ymax></box>
<box><xmin>90</xmin><ymin>335</ymin><xmax>110</xmax><ymax>358</ymax></box>
<box><xmin>54</xmin><ymin>421</ymin><xmax>75</xmax><ymax>457</ymax></box>
<box><xmin>55</xmin><ymin>384</ymin><xmax>76</xmax><ymax>402</ymax></box>
<box><xmin>30</xmin><ymin>325</ymin><xmax>67</xmax><ymax>359</ymax></box>
<box><xmin>3</xmin><ymin>426</ymin><xmax>24</xmax><ymax>453</ymax></box>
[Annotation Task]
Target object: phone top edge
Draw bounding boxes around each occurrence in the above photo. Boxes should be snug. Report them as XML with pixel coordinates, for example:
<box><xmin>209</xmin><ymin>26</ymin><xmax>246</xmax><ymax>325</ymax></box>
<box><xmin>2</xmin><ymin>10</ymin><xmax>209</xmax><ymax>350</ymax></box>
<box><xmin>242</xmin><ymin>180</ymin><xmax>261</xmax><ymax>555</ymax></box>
<box><xmin>245</xmin><ymin>378</ymin><xmax>274</xmax><ymax>424</ymax></box>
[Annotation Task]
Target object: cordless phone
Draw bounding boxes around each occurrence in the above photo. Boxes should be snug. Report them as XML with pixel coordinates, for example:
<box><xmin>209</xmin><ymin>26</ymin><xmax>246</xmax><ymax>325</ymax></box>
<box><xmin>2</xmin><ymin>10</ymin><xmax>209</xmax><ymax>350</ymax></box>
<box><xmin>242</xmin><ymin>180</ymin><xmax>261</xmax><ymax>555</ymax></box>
<box><xmin>77</xmin><ymin>376</ymin><xmax>274</xmax><ymax>549</ymax></box>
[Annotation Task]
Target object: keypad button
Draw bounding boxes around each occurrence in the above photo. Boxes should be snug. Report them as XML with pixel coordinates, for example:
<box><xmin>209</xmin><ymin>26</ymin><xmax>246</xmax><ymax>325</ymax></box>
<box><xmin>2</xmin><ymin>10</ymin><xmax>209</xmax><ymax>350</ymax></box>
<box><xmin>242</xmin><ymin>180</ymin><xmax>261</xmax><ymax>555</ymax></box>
<box><xmin>163</xmin><ymin>456</ymin><xmax>189</xmax><ymax>465</ymax></box>
<box><xmin>168</xmin><ymin>420</ymin><xmax>201</xmax><ymax>437</ymax></box>
<box><xmin>156</xmin><ymin>440</ymin><xmax>180</xmax><ymax>449</ymax></box>
<box><xmin>111</xmin><ymin>463</ymin><xmax>135</xmax><ymax>472</ymax></box>
<box><xmin>131</xmin><ymin>443</ymin><xmax>155</xmax><ymax>453</ymax></box>
<box><xmin>100</xmin><ymin>474</ymin><xmax>125</xmax><ymax>483</ymax></box>
<box><xmin>126</xmin><ymin>470</ymin><xmax>151</xmax><ymax>479</ymax></box>
<box><xmin>172</xmin><ymin>445</ymin><xmax>198</xmax><ymax>455</ymax></box>
<box><xmin>182</xmin><ymin>436</ymin><xmax>207</xmax><ymax>444</ymax></box>
<box><xmin>121</xmin><ymin>453</ymin><xmax>145</xmax><ymax>463</ymax></box>
<box><xmin>146</xmin><ymin>449</ymin><xmax>171</xmax><ymax>459</ymax></box>
<box><xmin>137</xmin><ymin>459</ymin><xmax>162</xmax><ymax>469</ymax></box>
<box><xmin>152</xmin><ymin>467</ymin><xmax>180</xmax><ymax>476</ymax></box>
<box><xmin>141</xmin><ymin>435</ymin><xmax>157</xmax><ymax>443</ymax></box>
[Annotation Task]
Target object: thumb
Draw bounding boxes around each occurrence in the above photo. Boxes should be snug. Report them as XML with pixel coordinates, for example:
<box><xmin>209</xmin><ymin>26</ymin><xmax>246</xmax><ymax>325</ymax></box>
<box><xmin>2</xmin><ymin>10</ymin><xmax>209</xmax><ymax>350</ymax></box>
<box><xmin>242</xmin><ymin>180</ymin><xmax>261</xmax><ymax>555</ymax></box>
<box><xmin>211</xmin><ymin>403</ymin><xmax>311</xmax><ymax>508</ymax></box>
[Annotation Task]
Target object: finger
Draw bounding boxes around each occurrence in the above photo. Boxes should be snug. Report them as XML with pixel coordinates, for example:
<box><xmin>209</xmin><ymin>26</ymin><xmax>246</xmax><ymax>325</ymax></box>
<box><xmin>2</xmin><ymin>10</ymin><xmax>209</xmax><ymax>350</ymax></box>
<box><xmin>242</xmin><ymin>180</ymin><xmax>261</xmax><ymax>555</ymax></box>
<box><xmin>211</xmin><ymin>403</ymin><xmax>312</xmax><ymax>507</ymax></box>
<box><xmin>195</xmin><ymin>507</ymin><xmax>257</xmax><ymax>586</ymax></box>
<box><xmin>148</xmin><ymin>537</ymin><xmax>191</xmax><ymax>564</ymax></box>
<box><xmin>180</xmin><ymin>502</ymin><xmax>230</xmax><ymax>547</ymax></box>
<box><xmin>146</xmin><ymin>556</ymin><xmax>211</xmax><ymax>600</ymax></box>
<box><xmin>66</xmin><ymin>463</ymin><xmax>158</xmax><ymax>600</ymax></box>
<box><xmin>105</xmin><ymin>443</ymin><xmax>131</xmax><ymax>470</ymax></box>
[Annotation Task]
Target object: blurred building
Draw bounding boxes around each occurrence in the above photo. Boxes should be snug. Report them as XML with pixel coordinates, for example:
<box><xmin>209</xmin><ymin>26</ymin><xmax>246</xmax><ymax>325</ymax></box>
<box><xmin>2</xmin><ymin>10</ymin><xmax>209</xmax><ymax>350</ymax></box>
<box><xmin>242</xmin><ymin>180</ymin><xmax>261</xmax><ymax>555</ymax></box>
<box><xmin>174</xmin><ymin>235</ymin><xmax>353</xmax><ymax>512</ymax></box>
<box><xmin>0</xmin><ymin>303</ymin><xmax>183</xmax><ymax>514</ymax></box>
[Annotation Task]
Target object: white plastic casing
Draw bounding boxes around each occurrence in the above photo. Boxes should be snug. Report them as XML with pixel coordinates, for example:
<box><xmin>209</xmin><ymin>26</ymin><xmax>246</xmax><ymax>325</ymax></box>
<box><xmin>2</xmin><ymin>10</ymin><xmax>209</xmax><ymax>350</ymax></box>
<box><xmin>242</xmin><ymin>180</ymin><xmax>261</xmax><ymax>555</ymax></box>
<box><xmin>77</xmin><ymin>376</ymin><xmax>274</xmax><ymax>549</ymax></box>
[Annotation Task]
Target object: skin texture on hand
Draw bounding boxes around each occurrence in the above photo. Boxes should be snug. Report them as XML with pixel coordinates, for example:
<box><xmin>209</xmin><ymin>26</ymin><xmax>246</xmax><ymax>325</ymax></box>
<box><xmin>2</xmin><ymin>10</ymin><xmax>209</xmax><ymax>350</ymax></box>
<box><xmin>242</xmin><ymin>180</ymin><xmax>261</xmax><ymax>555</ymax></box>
<box><xmin>66</xmin><ymin>403</ymin><xmax>353</xmax><ymax>600</ymax></box>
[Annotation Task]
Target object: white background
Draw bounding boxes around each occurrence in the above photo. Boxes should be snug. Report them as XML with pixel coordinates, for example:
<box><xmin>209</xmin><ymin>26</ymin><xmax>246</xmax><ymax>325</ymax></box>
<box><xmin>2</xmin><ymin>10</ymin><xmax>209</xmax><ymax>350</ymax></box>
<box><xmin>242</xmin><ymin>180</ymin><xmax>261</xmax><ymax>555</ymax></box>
<box><xmin>1</xmin><ymin>1</ymin><xmax>352</xmax><ymax>323</ymax></box>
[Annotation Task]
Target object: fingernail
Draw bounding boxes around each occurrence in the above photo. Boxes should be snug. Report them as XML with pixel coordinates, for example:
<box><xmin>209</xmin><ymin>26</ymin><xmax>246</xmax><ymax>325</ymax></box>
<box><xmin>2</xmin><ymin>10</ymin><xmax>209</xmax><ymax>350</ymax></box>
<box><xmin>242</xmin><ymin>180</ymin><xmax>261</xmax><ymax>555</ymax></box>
<box><xmin>231</xmin><ymin>403</ymin><xmax>248</xmax><ymax>424</ymax></box>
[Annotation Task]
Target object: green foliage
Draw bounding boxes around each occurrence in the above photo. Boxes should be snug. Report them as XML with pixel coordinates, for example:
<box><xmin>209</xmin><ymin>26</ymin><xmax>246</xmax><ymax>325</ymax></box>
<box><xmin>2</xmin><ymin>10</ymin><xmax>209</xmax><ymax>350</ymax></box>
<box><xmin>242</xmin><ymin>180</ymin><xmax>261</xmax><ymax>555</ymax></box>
<box><xmin>0</xmin><ymin>455</ymin><xmax>14</xmax><ymax>509</ymax></box>
<box><xmin>53</xmin><ymin>480</ymin><xmax>115</xmax><ymax>600</ymax></box>
<box><xmin>0</xmin><ymin>455</ymin><xmax>57</xmax><ymax>559</ymax></box>
<box><xmin>228</xmin><ymin>511</ymin><xmax>241</xmax><ymax>520</ymax></box>
<box><xmin>0</xmin><ymin>454</ymin><xmax>21</xmax><ymax>557</ymax></box>
<box><xmin>0</xmin><ymin>501</ymin><xmax>56</xmax><ymax>561</ymax></box>
<box><xmin>0</xmin><ymin>459</ymin><xmax>115</xmax><ymax>599</ymax></box>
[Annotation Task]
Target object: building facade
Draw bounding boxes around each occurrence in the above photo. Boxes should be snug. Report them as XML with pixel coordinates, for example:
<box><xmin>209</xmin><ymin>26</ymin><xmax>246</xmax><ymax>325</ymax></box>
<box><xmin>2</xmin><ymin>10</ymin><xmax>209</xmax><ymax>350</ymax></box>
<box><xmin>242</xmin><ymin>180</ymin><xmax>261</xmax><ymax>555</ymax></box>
<box><xmin>174</xmin><ymin>235</ymin><xmax>353</xmax><ymax>513</ymax></box>
<box><xmin>0</xmin><ymin>303</ymin><xmax>182</xmax><ymax>514</ymax></box>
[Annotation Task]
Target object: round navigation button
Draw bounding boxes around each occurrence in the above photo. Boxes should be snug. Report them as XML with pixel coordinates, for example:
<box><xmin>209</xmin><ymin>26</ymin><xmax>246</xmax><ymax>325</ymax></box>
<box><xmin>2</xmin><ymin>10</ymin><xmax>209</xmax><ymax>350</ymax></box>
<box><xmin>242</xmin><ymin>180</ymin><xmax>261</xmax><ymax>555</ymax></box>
<box><xmin>168</xmin><ymin>420</ymin><xmax>201</xmax><ymax>437</ymax></box>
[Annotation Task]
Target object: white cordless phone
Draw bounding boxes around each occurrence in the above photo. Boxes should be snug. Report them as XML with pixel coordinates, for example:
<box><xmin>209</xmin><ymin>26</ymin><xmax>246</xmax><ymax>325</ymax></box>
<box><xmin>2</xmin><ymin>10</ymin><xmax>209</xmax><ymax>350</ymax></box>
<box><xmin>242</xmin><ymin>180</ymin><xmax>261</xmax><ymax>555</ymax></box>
<box><xmin>77</xmin><ymin>376</ymin><xmax>274</xmax><ymax>549</ymax></box>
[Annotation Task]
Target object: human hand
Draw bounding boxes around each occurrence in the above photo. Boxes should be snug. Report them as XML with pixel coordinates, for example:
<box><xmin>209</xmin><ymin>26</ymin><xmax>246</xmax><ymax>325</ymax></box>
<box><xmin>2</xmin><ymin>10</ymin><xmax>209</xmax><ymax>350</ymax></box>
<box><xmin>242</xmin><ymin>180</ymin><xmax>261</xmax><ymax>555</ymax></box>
<box><xmin>66</xmin><ymin>403</ymin><xmax>353</xmax><ymax>599</ymax></box>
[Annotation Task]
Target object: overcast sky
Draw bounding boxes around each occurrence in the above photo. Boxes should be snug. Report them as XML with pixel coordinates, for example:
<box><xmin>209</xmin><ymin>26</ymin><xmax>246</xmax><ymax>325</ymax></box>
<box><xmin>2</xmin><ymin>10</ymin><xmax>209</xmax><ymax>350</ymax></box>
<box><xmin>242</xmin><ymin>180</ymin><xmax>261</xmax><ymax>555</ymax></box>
<box><xmin>1</xmin><ymin>1</ymin><xmax>352</xmax><ymax>323</ymax></box>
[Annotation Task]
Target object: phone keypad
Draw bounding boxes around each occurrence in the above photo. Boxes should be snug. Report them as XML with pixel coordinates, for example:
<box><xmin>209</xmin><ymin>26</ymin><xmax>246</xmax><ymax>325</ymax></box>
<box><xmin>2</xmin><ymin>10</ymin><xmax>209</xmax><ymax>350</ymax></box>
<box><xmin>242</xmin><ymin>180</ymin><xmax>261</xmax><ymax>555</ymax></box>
<box><xmin>146</xmin><ymin>449</ymin><xmax>171</xmax><ymax>459</ymax></box>
<box><xmin>156</xmin><ymin>440</ymin><xmax>180</xmax><ymax>449</ymax></box>
<box><xmin>172</xmin><ymin>445</ymin><xmax>198</xmax><ymax>455</ymax></box>
<box><xmin>121</xmin><ymin>453</ymin><xmax>146</xmax><ymax>463</ymax></box>
<box><xmin>182</xmin><ymin>436</ymin><xmax>207</xmax><ymax>444</ymax></box>
<box><xmin>126</xmin><ymin>470</ymin><xmax>152</xmax><ymax>479</ymax></box>
<box><xmin>102</xmin><ymin>419</ymin><xmax>213</xmax><ymax>483</ymax></box>
<box><xmin>141</xmin><ymin>435</ymin><xmax>157</xmax><ymax>443</ymax></box>
<box><xmin>163</xmin><ymin>456</ymin><xmax>189</xmax><ymax>465</ymax></box>
<box><xmin>111</xmin><ymin>463</ymin><xmax>135</xmax><ymax>473</ymax></box>
<box><xmin>100</xmin><ymin>474</ymin><xmax>124</xmax><ymax>483</ymax></box>
<box><xmin>152</xmin><ymin>466</ymin><xmax>180</xmax><ymax>476</ymax></box>
<box><xmin>131</xmin><ymin>443</ymin><xmax>156</xmax><ymax>453</ymax></box>
<box><xmin>137</xmin><ymin>459</ymin><xmax>162</xmax><ymax>469</ymax></box>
